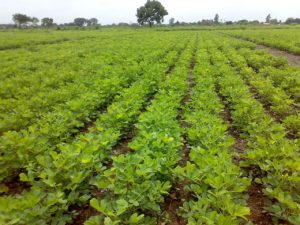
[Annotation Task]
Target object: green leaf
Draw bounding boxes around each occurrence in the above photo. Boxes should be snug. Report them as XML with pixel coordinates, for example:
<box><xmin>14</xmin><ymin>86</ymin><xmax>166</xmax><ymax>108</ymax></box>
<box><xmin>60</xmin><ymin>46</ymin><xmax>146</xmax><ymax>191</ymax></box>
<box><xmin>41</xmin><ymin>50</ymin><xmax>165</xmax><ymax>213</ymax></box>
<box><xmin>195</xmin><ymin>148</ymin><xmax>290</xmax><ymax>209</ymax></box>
<box><xmin>116</xmin><ymin>198</ymin><xmax>129</xmax><ymax>215</ymax></box>
<box><xmin>84</xmin><ymin>215</ymin><xmax>103</xmax><ymax>225</ymax></box>
<box><xmin>127</xmin><ymin>213</ymin><xmax>144</xmax><ymax>224</ymax></box>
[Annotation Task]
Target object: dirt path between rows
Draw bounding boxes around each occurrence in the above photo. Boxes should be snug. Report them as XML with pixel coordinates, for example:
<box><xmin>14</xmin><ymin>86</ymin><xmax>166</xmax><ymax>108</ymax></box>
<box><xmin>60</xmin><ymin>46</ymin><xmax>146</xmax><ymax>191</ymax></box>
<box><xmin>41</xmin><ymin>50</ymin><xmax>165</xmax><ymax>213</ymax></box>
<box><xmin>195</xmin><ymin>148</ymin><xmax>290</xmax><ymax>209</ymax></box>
<box><xmin>256</xmin><ymin>45</ymin><xmax>300</xmax><ymax>67</ymax></box>
<box><xmin>219</xmin><ymin>32</ymin><xmax>300</xmax><ymax>68</ymax></box>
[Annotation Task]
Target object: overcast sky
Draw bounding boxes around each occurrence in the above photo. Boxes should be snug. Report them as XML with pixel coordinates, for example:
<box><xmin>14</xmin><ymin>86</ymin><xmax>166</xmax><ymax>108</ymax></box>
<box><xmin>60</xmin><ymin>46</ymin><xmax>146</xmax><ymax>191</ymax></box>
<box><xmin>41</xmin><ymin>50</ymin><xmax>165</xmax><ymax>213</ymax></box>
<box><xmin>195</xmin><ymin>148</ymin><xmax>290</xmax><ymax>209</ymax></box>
<box><xmin>1</xmin><ymin>0</ymin><xmax>299</xmax><ymax>24</ymax></box>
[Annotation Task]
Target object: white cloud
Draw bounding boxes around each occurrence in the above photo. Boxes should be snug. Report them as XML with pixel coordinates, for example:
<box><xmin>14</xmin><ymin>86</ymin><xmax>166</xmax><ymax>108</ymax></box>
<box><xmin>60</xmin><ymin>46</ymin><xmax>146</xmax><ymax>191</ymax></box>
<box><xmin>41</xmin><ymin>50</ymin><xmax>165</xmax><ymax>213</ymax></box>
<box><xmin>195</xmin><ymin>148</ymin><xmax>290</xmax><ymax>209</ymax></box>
<box><xmin>1</xmin><ymin>0</ymin><xmax>299</xmax><ymax>24</ymax></box>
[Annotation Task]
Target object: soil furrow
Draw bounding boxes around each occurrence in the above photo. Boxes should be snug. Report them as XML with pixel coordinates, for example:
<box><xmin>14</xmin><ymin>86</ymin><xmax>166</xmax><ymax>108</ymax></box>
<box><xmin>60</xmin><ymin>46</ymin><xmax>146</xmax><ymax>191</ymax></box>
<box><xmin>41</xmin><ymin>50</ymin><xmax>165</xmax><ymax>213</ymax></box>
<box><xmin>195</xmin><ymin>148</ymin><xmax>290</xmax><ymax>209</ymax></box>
<box><xmin>220</xmin><ymin>32</ymin><xmax>300</xmax><ymax>67</ymax></box>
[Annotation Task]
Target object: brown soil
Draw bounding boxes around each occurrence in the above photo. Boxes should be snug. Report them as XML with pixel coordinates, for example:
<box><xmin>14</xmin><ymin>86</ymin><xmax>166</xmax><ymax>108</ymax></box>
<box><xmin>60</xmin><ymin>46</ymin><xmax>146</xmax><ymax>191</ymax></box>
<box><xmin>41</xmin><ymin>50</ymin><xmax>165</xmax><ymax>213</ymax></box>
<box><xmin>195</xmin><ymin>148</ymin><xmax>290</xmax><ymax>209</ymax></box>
<box><xmin>68</xmin><ymin>188</ymin><xmax>109</xmax><ymax>225</ymax></box>
<box><xmin>216</xmin><ymin>85</ymin><xmax>247</xmax><ymax>162</ymax></box>
<box><xmin>178</xmin><ymin>57</ymin><xmax>195</xmax><ymax>167</ymax></box>
<box><xmin>247</xmin><ymin>183</ymin><xmax>274</xmax><ymax>225</ymax></box>
<box><xmin>78</xmin><ymin>119</ymin><xmax>97</xmax><ymax>134</ymax></box>
<box><xmin>113</xmin><ymin>130</ymin><xmax>135</xmax><ymax>155</ymax></box>
<box><xmin>158</xmin><ymin>182</ymin><xmax>191</xmax><ymax>225</ymax></box>
<box><xmin>0</xmin><ymin>173</ymin><xmax>31</xmax><ymax>196</ymax></box>
<box><xmin>68</xmin><ymin>203</ymin><xmax>99</xmax><ymax>225</ymax></box>
<box><xmin>256</xmin><ymin>45</ymin><xmax>300</xmax><ymax>67</ymax></box>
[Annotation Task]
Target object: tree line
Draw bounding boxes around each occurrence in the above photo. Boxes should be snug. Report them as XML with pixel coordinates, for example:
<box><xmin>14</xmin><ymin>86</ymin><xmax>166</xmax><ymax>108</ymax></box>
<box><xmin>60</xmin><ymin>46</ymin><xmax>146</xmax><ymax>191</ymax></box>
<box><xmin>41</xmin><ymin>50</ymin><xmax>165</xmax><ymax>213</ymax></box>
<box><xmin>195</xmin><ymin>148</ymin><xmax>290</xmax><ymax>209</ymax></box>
<box><xmin>11</xmin><ymin>14</ymin><xmax>100</xmax><ymax>28</ymax></box>
<box><xmin>6</xmin><ymin>1</ymin><xmax>300</xmax><ymax>29</ymax></box>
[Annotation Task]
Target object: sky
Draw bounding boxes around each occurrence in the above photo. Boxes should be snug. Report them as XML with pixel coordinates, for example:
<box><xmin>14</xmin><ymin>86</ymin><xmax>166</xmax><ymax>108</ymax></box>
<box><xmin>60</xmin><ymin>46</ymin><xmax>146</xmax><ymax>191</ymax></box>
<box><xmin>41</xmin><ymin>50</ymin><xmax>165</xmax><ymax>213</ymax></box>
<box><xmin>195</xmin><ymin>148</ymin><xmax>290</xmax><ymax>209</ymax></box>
<box><xmin>1</xmin><ymin>0</ymin><xmax>299</xmax><ymax>25</ymax></box>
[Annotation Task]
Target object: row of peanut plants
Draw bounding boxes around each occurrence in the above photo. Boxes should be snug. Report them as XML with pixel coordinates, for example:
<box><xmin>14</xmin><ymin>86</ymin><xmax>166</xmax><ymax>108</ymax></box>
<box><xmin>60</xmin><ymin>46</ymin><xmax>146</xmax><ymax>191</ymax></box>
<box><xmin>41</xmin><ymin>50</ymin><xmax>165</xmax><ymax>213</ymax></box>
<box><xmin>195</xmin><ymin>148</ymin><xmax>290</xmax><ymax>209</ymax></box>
<box><xmin>211</xmin><ymin>36</ymin><xmax>300</xmax><ymax>138</ymax></box>
<box><xmin>208</xmin><ymin>41</ymin><xmax>300</xmax><ymax>224</ymax></box>
<box><xmin>174</xmin><ymin>44</ymin><xmax>250</xmax><ymax>225</ymax></box>
<box><xmin>0</xmin><ymin>30</ymin><xmax>103</xmax><ymax>50</ymax></box>
<box><xmin>0</xmin><ymin>36</ymin><xmax>191</xmax><ymax>225</ymax></box>
<box><xmin>83</xmin><ymin>37</ymin><xmax>197</xmax><ymax>225</ymax></box>
<box><xmin>0</xmin><ymin>32</ymin><xmax>171</xmax><ymax>133</ymax></box>
<box><xmin>222</xmin><ymin>29</ymin><xmax>300</xmax><ymax>55</ymax></box>
<box><xmin>0</xmin><ymin>33</ymin><xmax>188</xmax><ymax>181</ymax></box>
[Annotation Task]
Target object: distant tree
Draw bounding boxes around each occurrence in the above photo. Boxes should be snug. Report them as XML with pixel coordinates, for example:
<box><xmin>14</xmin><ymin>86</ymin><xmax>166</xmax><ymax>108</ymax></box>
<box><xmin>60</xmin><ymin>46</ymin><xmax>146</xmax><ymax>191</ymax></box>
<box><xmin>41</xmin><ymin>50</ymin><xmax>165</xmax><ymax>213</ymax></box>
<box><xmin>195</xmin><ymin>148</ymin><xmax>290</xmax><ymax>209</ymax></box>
<box><xmin>266</xmin><ymin>14</ymin><xmax>271</xmax><ymax>23</ymax></box>
<box><xmin>251</xmin><ymin>20</ymin><xmax>260</xmax><ymax>24</ymax></box>
<box><xmin>118</xmin><ymin>22</ymin><xmax>129</xmax><ymax>26</ymax></box>
<box><xmin>12</xmin><ymin>13</ymin><xmax>32</xmax><ymax>27</ymax></box>
<box><xmin>41</xmin><ymin>17</ymin><xmax>54</xmax><ymax>27</ymax></box>
<box><xmin>169</xmin><ymin>17</ymin><xmax>175</xmax><ymax>26</ymax></box>
<box><xmin>136</xmin><ymin>0</ymin><xmax>168</xmax><ymax>27</ymax></box>
<box><xmin>285</xmin><ymin>17</ymin><xmax>294</xmax><ymax>24</ymax></box>
<box><xmin>225</xmin><ymin>21</ymin><xmax>233</xmax><ymax>25</ymax></box>
<box><xmin>74</xmin><ymin>18</ymin><xmax>87</xmax><ymax>27</ymax></box>
<box><xmin>129</xmin><ymin>23</ymin><xmax>139</xmax><ymax>27</ymax></box>
<box><xmin>214</xmin><ymin>14</ymin><xmax>219</xmax><ymax>24</ymax></box>
<box><xmin>89</xmin><ymin>18</ymin><xmax>98</xmax><ymax>26</ymax></box>
<box><xmin>285</xmin><ymin>18</ymin><xmax>300</xmax><ymax>24</ymax></box>
<box><xmin>270</xmin><ymin>18</ymin><xmax>278</xmax><ymax>24</ymax></box>
<box><xmin>31</xmin><ymin>17</ymin><xmax>39</xmax><ymax>26</ymax></box>
<box><xmin>200</xmin><ymin>19</ymin><xmax>214</xmax><ymax>26</ymax></box>
<box><xmin>237</xmin><ymin>19</ymin><xmax>249</xmax><ymax>25</ymax></box>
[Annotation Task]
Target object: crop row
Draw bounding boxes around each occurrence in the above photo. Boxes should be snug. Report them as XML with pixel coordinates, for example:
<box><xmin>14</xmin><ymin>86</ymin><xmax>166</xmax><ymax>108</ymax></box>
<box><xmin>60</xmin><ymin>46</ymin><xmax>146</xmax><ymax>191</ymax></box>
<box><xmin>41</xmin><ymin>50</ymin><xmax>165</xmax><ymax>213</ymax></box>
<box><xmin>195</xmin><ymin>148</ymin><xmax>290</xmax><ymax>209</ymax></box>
<box><xmin>84</xmin><ymin>36</ymin><xmax>196</xmax><ymax>225</ymax></box>
<box><xmin>212</xmin><ymin>39</ymin><xmax>299</xmax><ymax>138</ymax></box>
<box><xmin>0</xmin><ymin>32</ymin><xmax>175</xmax><ymax>133</ymax></box>
<box><xmin>0</xmin><ymin>36</ymin><xmax>192</xmax><ymax>225</ymax></box>
<box><xmin>208</xmin><ymin>43</ymin><xmax>299</xmax><ymax>224</ymax></box>
<box><xmin>174</xmin><ymin>44</ymin><xmax>250</xmax><ymax>224</ymax></box>
<box><xmin>209</xmin><ymin>33</ymin><xmax>300</xmax><ymax>138</ymax></box>
<box><xmin>227</xmin><ymin>49</ymin><xmax>299</xmax><ymax>138</ymax></box>
<box><xmin>236</xmin><ymin>47</ymin><xmax>300</xmax><ymax>103</ymax></box>
<box><xmin>0</xmin><ymin>33</ymin><xmax>189</xmax><ymax>182</ymax></box>
<box><xmin>222</xmin><ymin>29</ymin><xmax>300</xmax><ymax>55</ymax></box>
<box><xmin>0</xmin><ymin>30</ymin><xmax>104</xmax><ymax>50</ymax></box>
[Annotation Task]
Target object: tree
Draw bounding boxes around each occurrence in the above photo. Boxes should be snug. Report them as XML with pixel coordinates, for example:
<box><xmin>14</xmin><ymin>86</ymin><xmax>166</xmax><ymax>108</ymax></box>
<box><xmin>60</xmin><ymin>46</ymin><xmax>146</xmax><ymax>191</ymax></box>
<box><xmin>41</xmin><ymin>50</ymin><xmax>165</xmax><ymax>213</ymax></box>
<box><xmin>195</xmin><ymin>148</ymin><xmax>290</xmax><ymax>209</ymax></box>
<box><xmin>74</xmin><ymin>18</ymin><xmax>87</xmax><ymax>27</ymax></box>
<box><xmin>214</xmin><ymin>14</ymin><xmax>219</xmax><ymax>24</ymax></box>
<box><xmin>31</xmin><ymin>17</ymin><xmax>39</xmax><ymax>26</ymax></box>
<box><xmin>266</xmin><ymin>14</ymin><xmax>271</xmax><ymax>23</ymax></box>
<box><xmin>285</xmin><ymin>18</ymin><xmax>300</xmax><ymax>24</ymax></box>
<box><xmin>136</xmin><ymin>0</ymin><xmax>168</xmax><ymax>27</ymax></box>
<box><xmin>169</xmin><ymin>17</ymin><xmax>175</xmax><ymax>26</ymax></box>
<box><xmin>89</xmin><ymin>18</ymin><xmax>98</xmax><ymax>26</ymax></box>
<box><xmin>237</xmin><ymin>19</ymin><xmax>249</xmax><ymax>25</ymax></box>
<box><xmin>270</xmin><ymin>18</ymin><xmax>278</xmax><ymax>24</ymax></box>
<box><xmin>41</xmin><ymin>17</ymin><xmax>54</xmax><ymax>27</ymax></box>
<box><xmin>225</xmin><ymin>21</ymin><xmax>233</xmax><ymax>25</ymax></box>
<box><xmin>12</xmin><ymin>13</ymin><xmax>32</xmax><ymax>27</ymax></box>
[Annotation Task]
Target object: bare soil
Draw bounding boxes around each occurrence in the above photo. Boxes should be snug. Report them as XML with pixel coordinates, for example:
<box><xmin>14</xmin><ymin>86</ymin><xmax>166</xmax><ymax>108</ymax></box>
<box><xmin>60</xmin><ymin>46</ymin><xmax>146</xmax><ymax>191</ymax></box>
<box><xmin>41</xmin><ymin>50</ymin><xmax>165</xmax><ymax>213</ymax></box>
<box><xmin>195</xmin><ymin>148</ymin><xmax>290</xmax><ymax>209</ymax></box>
<box><xmin>178</xmin><ymin>58</ymin><xmax>195</xmax><ymax>167</ymax></box>
<box><xmin>68</xmin><ymin>203</ymin><xmax>99</xmax><ymax>225</ymax></box>
<box><xmin>216</xmin><ymin>85</ymin><xmax>247</xmax><ymax>163</ymax></box>
<box><xmin>113</xmin><ymin>130</ymin><xmax>135</xmax><ymax>155</ymax></box>
<box><xmin>159</xmin><ymin>182</ymin><xmax>190</xmax><ymax>225</ymax></box>
<box><xmin>0</xmin><ymin>173</ymin><xmax>31</xmax><ymax>196</ymax></box>
<box><xmin>247</xmin><ymin>183</ymin><xmax>273</xmax><ymax>225</ymax></box>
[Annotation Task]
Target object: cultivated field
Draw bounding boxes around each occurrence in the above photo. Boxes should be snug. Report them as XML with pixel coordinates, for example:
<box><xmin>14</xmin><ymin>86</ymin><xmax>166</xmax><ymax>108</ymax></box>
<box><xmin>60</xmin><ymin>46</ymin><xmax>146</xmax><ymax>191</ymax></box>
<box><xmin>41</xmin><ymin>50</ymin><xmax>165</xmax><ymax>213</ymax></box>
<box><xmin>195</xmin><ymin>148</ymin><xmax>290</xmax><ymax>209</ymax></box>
<box><xmin>0</xmin><ymin>28</ymin><xmax>299</xmax><ymax>225</ymax></box>
<box><xmin>223</xmin><ymin>28</ymin><xmax>300</xmax><ymax>55</ymax></box>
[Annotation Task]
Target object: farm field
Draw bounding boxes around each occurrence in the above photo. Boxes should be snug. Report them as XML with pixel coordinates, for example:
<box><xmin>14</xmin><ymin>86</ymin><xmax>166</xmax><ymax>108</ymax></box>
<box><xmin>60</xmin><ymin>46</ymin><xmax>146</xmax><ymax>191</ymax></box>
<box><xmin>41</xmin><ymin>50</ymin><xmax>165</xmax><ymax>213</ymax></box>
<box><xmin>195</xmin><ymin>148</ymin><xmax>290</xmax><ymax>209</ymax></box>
<box><xmin>222</xmin><ymin>28</ymin><xmax>300</xmax><ymax>55</ymax></box>
<box><xmin>0</xmin><ymin>29</ymin><xmax>299</xmax><ymax>225</ymax></box>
